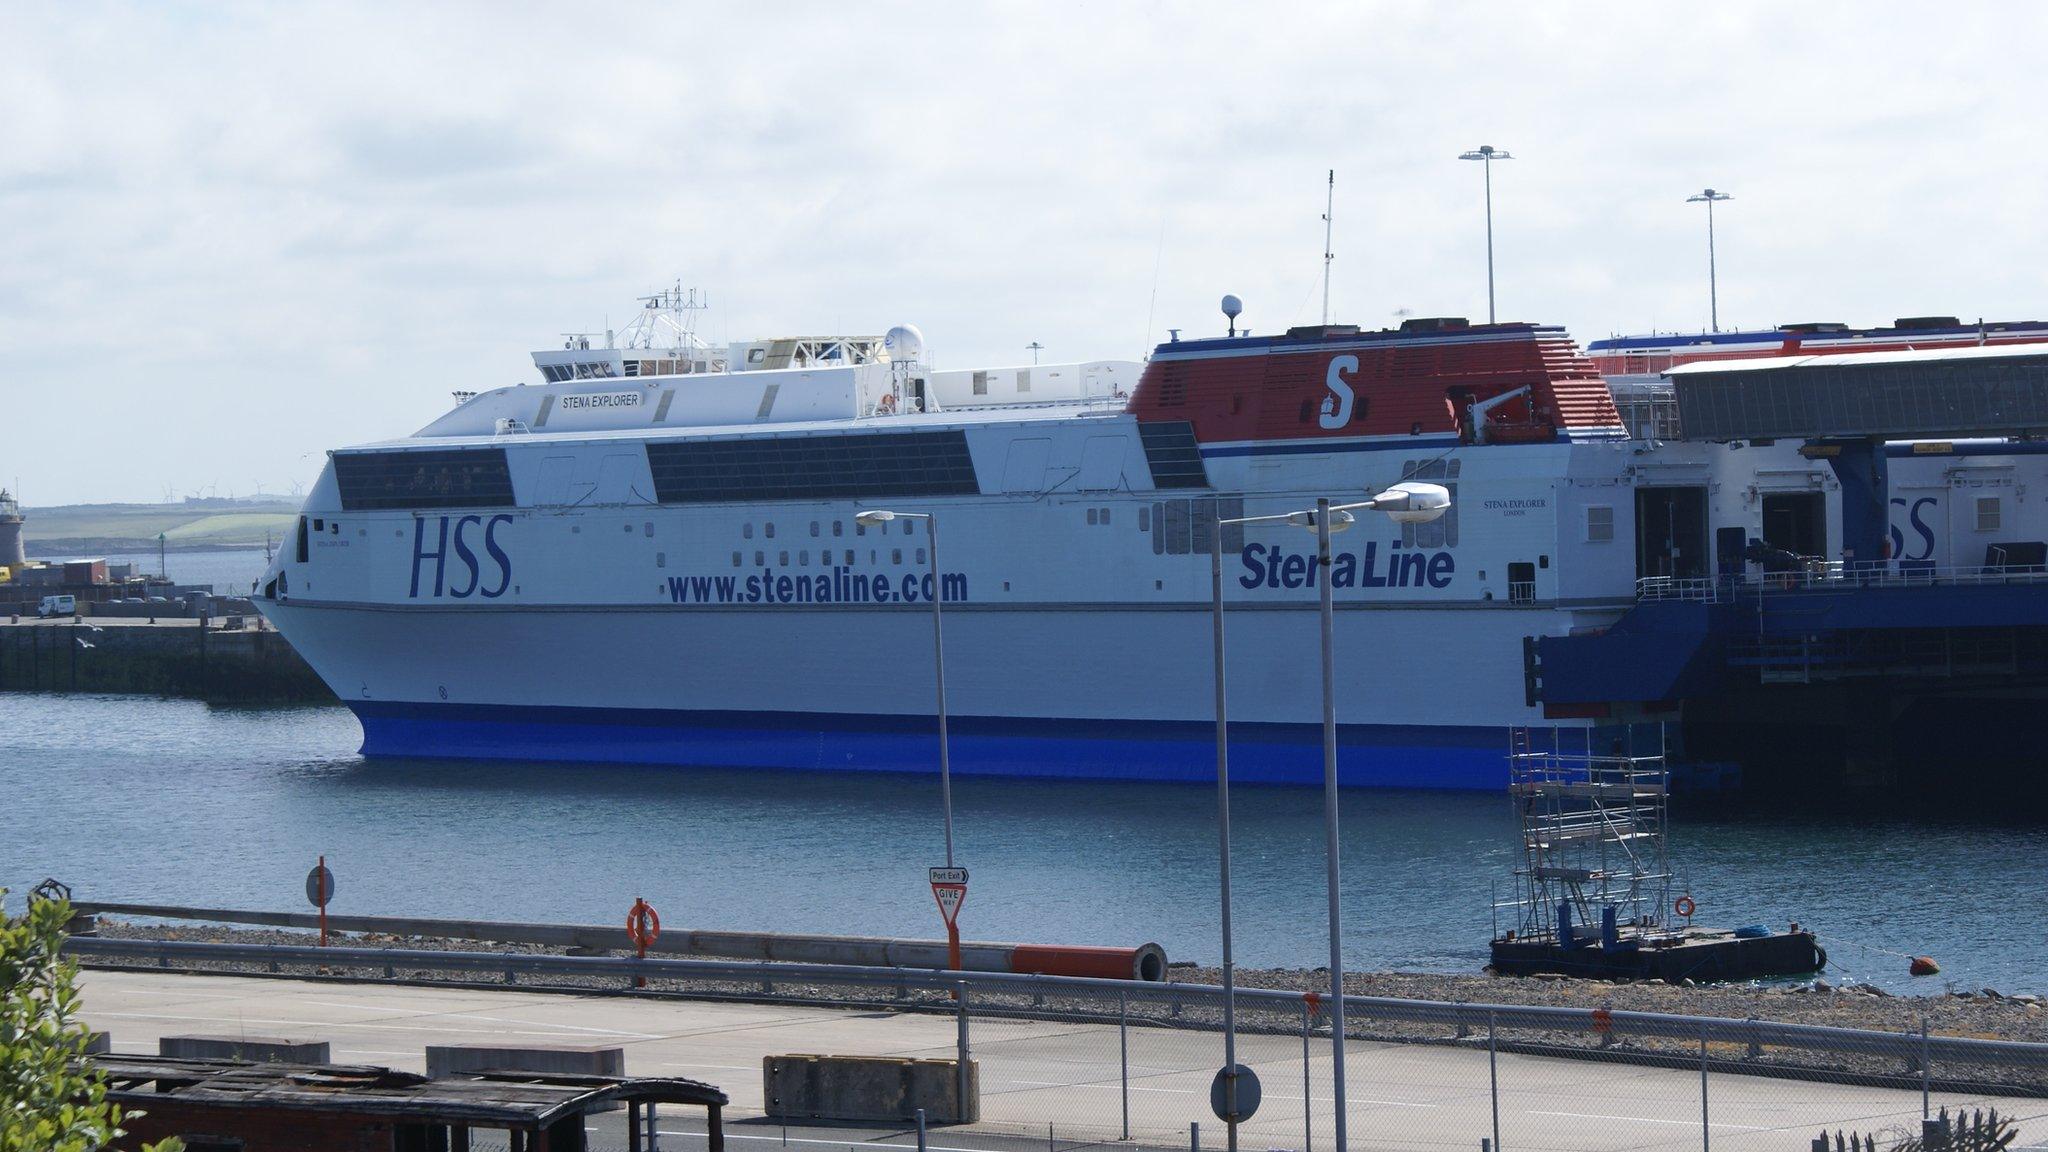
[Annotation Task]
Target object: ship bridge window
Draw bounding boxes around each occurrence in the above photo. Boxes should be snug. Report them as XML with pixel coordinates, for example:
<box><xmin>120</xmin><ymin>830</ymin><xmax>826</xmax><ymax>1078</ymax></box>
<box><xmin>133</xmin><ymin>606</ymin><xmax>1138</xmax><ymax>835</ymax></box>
<box><xmin>646</xmin><ymin>431</ymin><xmax>980</xmax><ymax>504</ymax></box>
<box><xmin>332</xmin><ymin>448</ymin><xmax>514</xmax><ymax>511</ymax></box>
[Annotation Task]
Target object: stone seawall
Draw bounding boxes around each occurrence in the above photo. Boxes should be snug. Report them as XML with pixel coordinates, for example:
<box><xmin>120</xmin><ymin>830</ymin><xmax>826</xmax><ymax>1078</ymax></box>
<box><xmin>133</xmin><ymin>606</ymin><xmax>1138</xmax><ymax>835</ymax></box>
<box><xmin>0</xmin><ymin>619</ymin><xmax>335</xmax><ymax>703</ymax></box>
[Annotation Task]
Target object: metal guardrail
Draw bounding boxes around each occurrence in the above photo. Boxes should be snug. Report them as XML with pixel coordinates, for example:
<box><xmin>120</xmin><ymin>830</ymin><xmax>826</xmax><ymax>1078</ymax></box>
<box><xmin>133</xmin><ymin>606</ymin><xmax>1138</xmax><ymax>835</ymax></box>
<box><xmin>71</xmin><ymin>902</ymin><xmax>1169</xmax><ymax>981</ymax></box>
<box><xmin>62</xmin><ymin>935</ymin><xmax>2048</xmax><ymax>1073</ymax></box>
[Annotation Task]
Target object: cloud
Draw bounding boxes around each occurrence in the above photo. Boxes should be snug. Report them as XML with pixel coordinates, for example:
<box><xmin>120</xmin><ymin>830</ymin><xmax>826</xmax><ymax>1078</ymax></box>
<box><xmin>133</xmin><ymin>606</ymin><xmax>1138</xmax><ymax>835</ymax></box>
<box><xmin>2</xmin><ymin>0</ymin><xmax>2046</xmax><ymax>502</ymax></box>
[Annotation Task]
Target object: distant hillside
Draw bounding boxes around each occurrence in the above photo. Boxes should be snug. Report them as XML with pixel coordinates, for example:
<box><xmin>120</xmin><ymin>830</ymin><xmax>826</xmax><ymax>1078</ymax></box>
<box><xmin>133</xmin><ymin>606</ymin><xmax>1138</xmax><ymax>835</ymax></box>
<box><xmin>24</xmin><ymin>501</ymin><xmax>300</xmax><ymax>555</ymax></box>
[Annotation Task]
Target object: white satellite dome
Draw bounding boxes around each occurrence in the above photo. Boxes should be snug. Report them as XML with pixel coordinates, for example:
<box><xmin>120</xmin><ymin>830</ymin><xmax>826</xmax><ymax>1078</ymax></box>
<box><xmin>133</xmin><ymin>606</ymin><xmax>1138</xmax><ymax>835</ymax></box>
<box><xmin>884</xmin><ymin>324</ymin><xmax>927</xmax><ymax>364</ymax></box>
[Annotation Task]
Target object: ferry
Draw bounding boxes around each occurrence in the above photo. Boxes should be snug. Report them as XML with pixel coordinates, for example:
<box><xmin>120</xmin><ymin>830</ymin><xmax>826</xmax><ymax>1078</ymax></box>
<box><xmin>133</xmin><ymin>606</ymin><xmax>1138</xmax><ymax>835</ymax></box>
<box><xmin>256</xmin><ymin>294</ymin><xmax>2048</xmax><ymax>788</ymax></box>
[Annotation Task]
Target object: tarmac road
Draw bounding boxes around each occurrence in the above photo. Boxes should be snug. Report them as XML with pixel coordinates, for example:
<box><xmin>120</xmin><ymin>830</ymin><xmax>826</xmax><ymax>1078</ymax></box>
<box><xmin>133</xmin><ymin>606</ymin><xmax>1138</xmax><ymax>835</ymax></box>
<box><xmin>80</xmin><ymin>970</ymin><xmax>2048</xmax><ymax>1152</ymax></box>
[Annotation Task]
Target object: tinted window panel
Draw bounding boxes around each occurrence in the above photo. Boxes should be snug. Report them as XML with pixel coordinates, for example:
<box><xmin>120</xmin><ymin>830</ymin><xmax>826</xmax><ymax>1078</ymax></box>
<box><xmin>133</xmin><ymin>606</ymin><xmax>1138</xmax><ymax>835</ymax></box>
<box><xmin>333</xmin><ymin>449</ymin><xmax>515</xmax><ymax>511</ymax></box>
<box><xmin>647</xmin><ymin>431</ymin><xmax>981</xmax><ymax>503</ymax></box>
<box><xmin>1137</xmin><ymin>421</ymin><xmax>1208</xmax><ymax>489</ymax></box>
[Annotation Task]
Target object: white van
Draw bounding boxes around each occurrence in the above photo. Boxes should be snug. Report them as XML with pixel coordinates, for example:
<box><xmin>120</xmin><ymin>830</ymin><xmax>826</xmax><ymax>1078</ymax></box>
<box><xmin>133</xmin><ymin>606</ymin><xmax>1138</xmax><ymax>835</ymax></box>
<box><xmin>37</xmin><ymin>594</ymin><xmax>77</xmax><ymax>618</ymax></box>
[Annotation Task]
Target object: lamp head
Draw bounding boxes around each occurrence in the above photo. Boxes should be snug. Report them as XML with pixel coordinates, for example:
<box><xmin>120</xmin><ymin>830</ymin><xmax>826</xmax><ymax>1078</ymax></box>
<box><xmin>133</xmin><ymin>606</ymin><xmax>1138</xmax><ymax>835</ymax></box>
<box><xmin>1368</xmin><ymin>481</ymin><xmax>1453</xmax><ymax>524</ymax></box>
<box><xmin>854</xmin><ymin>510</ymin><xmax>897</xmax><ymax>526</ymax></box>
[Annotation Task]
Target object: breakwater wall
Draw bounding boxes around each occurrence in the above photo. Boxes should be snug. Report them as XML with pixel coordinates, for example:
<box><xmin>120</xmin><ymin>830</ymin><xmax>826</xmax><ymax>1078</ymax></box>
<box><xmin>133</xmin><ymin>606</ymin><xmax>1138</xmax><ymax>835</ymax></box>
<box><xmin>0</xmin><ymin>619</ymin><xmax>333</xmax><ymax>703</ymax></box>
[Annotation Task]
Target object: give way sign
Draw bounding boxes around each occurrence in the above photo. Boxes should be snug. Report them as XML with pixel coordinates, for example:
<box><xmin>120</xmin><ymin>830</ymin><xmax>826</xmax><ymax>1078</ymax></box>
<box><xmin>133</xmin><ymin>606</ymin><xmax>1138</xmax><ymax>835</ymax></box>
<box><xmin>928</xmin><ymin>866</ymin><xmax>968</xmax><ymax>927</ymax></box>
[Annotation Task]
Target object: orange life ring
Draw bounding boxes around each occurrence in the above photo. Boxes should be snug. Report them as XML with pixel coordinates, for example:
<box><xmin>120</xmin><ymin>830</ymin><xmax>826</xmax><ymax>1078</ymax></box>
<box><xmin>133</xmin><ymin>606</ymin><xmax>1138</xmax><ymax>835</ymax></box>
<box><xmin>877</xmin><ymin>393</ymin><xmax>898</xmax><ymax>415</ymax></box>
<box><xmin>626</xmin><ymin>899</ymin><xmax>661</xmax><ymax>949</ymax></box>
<box><xmin>1674</xmin><ymin>895</ymin><xmax>1696</xmax><ymax>919</ymax></box>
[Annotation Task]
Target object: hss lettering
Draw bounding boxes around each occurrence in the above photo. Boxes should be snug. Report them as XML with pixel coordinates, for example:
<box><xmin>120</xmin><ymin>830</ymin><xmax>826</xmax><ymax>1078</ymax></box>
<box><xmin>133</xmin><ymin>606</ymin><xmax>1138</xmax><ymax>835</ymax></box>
<box><xmin>411</xmin><ymin>514</ymin><xmax>513</xmax><ymax>598</ymax></box>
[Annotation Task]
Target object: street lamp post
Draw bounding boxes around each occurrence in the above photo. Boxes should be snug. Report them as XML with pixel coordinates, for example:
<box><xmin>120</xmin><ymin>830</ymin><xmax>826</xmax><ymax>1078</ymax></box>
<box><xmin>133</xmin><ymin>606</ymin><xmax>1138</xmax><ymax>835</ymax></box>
<box><xmin>1686</xmin><ymin>188</ymin><xmax>1733</xmax><ymax>332</ymax></box>
<box><xmin>1209</xmin><ymin>516</ymin><xmax>1242</xmax><ymax>1152</ymax></box>
<box><xmin>1458</xmin><ymin>146</ymin><xmax>1513</xmax><ymax>324</ymax></box>
<box><xmin>855</xmin><ymin>508</ymin><xmax>954</xmax><ymax>869</ymax></box>
<box><xmin>1215</xmin><ymin>483</ymin><xmax>1451</xmax><ymax>1152</ymax></box>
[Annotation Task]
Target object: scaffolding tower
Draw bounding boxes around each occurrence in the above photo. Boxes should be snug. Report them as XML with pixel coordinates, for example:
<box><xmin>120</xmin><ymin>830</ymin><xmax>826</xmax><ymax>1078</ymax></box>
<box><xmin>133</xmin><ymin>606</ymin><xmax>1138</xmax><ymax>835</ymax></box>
<box><xmin>1498</xmin><ymin>727</ymin><xmax>1676</xmax><ymax>946</ymax></box>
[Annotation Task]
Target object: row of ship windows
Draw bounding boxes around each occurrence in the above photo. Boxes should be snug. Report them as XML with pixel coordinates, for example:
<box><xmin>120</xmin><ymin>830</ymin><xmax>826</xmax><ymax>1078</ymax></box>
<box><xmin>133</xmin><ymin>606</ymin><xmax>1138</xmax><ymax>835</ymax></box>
<box><xmin>733</xmin><ymin>549</ymin><xmax>926</xmax><ymax>568</ymax></box>
<box><xmin>736</xmin><ymin>508</ymin><xmax>1127</xmax><ymax>538</ymax></box>
<box><xmin>740</xmin><ymin>519</ymin><xmax>919</xmax><ymax>540</ymax></box>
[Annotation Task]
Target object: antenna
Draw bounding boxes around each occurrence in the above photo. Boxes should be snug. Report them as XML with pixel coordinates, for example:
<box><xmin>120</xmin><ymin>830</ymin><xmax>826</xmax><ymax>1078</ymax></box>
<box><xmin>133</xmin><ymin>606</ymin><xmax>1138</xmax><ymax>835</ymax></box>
<box><xmin>1321</xmin><ymin>170</ymin><xmax>1335</xmax><ymax>326</ymax></box>
<box><xmin>1221</xmin><ymin>294</ymin><xmax>1243</xmax><ymax>338</ymax></box>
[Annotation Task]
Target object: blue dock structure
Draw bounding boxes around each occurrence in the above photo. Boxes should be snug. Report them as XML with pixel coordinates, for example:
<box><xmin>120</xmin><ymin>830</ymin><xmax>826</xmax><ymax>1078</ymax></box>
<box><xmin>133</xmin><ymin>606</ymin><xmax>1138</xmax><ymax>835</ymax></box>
<box><xmin>1528</xmin><ymin>345</ymin><xmax>2048</xmax><ymax>802</ymax></box>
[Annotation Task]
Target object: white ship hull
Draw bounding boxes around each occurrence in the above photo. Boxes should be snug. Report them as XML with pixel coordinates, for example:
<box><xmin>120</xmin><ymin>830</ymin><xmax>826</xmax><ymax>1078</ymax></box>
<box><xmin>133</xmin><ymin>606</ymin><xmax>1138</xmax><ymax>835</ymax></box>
<box><xmin>267</xmin><ymin>594</ymin><xmax>1571</xmax><ymax>788</ymax></box>
<box><xmin>256</xmin><ymin>317</ymin><xmax>2048</xmax><ymax>788</ymax></box>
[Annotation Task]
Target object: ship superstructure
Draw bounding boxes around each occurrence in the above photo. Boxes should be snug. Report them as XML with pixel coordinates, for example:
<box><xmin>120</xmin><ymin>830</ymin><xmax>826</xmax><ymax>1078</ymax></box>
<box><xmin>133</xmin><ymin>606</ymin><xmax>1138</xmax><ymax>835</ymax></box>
<box><xmin>1587</xmin><ymin>317</ymin><xmax>2048</xmax><ymax>440</ymax></box>
<box><xmin>257</xmin><ymin>299</ymin><xmax>2048</xmax><ymax>788</ymax></box>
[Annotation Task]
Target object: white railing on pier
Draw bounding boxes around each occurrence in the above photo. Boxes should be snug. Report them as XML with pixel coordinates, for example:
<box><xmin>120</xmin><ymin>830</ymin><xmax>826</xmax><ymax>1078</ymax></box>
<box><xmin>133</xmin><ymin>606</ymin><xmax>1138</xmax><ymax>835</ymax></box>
<box><xmin>1637</xmin><ymin>562</ymin><xmax>2048</xmax><ymax>602</ymax></box>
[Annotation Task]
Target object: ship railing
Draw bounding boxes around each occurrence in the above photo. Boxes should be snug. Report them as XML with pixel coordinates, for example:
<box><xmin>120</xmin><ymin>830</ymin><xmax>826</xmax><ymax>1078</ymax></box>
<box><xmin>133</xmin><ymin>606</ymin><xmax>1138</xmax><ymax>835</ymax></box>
<box><xmin>1637</xmin><ymin>562</ymin><xmax>2048</xmax><ymax>602</ymax></box>
<box><xmin>1634</xmin><ymin>576</ymin><xmax>1722</xmax><ymax>602</ymax></box>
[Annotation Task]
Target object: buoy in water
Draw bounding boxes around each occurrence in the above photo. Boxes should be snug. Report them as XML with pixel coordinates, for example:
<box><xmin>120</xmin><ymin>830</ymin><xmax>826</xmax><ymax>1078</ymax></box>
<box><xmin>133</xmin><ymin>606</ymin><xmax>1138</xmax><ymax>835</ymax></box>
<box><xmin>1909</xmin><ymin>956</ymin><xmax>1941</xmax><ymax>977</ymax></box>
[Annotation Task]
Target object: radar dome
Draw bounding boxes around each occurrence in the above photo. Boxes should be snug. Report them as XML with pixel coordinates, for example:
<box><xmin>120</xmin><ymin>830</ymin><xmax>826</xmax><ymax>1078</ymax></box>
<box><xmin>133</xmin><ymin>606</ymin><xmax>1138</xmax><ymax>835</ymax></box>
<box><xmin>1221</xmin><ymin>295</ymin><xmax>1243</xmax><ymax>320</ymax></box>
<box><xmin>884</xmin><ymin>324</ymin><xmax>927</xmax><ymax>364</ymax></box>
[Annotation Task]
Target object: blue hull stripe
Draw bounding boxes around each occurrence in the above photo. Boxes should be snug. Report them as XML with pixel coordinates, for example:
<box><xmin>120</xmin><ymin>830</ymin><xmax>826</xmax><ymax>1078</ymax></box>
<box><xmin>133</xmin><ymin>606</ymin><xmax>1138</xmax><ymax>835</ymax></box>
<box><xmin>350</xmin><ymin>702</ymin><xmax>1507</xmax><ymax>790</ymax></box>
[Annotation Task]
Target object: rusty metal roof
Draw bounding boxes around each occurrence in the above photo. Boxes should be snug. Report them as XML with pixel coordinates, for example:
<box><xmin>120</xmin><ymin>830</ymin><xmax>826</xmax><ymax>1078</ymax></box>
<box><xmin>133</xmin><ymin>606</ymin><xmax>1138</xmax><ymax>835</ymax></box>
<box><xmin>91</xmin><ymin>1056</ymin><xmax>727</xmax><ymax>1130</ymax></box>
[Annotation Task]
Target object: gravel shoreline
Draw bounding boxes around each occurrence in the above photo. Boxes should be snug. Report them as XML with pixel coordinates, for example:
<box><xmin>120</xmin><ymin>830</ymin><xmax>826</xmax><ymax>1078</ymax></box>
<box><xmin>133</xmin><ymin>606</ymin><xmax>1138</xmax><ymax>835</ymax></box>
<box><xmin>78</xmin><ymin>919</ymin><xmax>2048</xmax><ymax>1093</ymax></box>
<box><xmin>86</xmin><ymin>918</ymin><xmax>2048</xmax><ymax>1045</ymax></box>
<box><xmin>1177</xmin><ymin>964</ymin><xmax>2048</xmax><ymax>1045</ymax></box>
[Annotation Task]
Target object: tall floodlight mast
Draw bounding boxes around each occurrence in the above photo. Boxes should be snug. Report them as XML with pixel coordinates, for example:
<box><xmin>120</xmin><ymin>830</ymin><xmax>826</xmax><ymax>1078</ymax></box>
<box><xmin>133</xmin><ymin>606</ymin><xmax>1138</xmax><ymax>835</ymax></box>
<box><xmin>1686</xmin><ymin>188</ymin><xmax>1734</xmax><ymax>332</ymax></box>
<box><xmin>1321</xmin><ymin>170</ymin><xmax>1336</xmax><ymax>326</ymax></box>
<box><xmin>1457</xmin><ymin>146</ymin><xmax>1513</xmax><ymax>324</ymax></box>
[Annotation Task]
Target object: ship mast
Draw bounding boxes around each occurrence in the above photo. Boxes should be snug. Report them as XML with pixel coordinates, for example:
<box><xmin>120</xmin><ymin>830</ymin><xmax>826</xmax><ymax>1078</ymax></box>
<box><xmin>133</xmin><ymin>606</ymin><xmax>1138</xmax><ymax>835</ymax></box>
<box><xmin>1320</xmin><ymin>170</ymin><xmax>1335</xmax><ymax>326</ymax></box>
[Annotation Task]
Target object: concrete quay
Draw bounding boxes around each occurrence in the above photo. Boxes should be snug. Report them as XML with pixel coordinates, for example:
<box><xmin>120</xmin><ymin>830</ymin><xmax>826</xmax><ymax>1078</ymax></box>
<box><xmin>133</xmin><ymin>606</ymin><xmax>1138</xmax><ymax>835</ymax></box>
<box><xmin>0</xmin><ymin>615</ymin><xmax>330</xmax><ymax>701</ymax></box>
<box><xmin>80</xmin><ymin>969</ymin><xmax>2048</xmax><ymax>1152</ymax></box>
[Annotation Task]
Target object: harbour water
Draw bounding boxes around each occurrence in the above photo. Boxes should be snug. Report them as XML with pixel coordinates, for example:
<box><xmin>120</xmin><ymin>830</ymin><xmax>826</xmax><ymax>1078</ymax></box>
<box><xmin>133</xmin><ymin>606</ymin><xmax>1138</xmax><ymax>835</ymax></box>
<box><xmin>3</xmin><ymin>692</ymin><xmax>2042</xmax><ymax>996</ymax></box>
<box><xmin>32</xmin><ymin>548</ymin><xmax>272</xmax><ymax>596</ymax></box>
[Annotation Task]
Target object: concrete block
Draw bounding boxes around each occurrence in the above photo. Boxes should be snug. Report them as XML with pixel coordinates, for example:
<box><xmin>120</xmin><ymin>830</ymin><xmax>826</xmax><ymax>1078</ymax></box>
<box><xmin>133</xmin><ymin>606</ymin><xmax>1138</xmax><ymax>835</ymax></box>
<box><xmin>764</xmin><ymin>1054</ymin><xmax>979</xmax><ymax>1125</ymax></box>
<box><xmin>426</xmin><ymin>1044</ymin><xmax>625</xmax><ymax>1079</ymax></box>
<box><xmin>159</xmin><ymin>1035</ymin><xmax>330</xmax><ymax>1064</ymax></box>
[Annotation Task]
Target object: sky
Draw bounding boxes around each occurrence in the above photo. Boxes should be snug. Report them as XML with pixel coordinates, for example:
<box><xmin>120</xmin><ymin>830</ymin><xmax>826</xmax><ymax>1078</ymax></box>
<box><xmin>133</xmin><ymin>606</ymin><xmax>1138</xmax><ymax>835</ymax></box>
<box><xmin>4</xmin><ymin>1</ymin><xmax>2046</xmax><ymax>505</ymax></box>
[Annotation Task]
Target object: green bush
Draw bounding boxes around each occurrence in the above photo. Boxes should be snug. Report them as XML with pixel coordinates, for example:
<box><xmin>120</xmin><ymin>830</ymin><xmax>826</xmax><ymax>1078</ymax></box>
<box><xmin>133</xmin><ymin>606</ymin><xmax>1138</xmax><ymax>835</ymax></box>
<box><xmin>0</xmin><ymin>890</ymin><xmax>179</xmax><ymax>1152</ymax></box>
